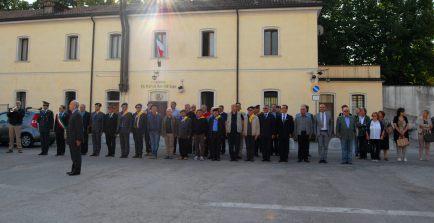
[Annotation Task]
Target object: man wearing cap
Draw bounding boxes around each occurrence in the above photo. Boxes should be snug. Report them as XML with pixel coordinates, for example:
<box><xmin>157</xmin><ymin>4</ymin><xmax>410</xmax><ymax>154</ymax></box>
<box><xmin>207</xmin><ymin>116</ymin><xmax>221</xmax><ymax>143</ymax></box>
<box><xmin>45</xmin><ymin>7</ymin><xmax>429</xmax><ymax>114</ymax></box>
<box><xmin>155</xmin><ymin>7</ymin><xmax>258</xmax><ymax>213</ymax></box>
<box><xmin>67</xmin><ymin>100</ymin><xmax>83</xmax><ymax>176</ymax></box>
<box><xmin>78</xmin><ymin>104</ymin><xmax>91</xmax><ymax>155</ymax></box>
<box><xmin>37</xmin><ymin>101</ymin><xmax>54</xmax><ymax>155</ymax></box>
<box><xmin>54</xmin><ymin>105</ymin><xmax>69</xmax><ymax>156</ymax></box>
<box><xmin>208</xmin><ymin>107</ymin><xmax>225</xmax><ymax>161</ymax></box>
<box><xmin>118</xmin><ymin>103</ymin><xmax>133</xmax><ymax>158</ymax></box>
<box><xmin>132</xmin><ymin>104</ymin><xmax>147</xmax><ymax>158</ymax></box>
<box><xmin>6</xmin><ymin>101</ymin><xmax>25</xmax><ymax>153</ymax></box>
<box><xmin>90</xmin><ymin>103</ymin><xmax>105</xmax><ymax>156</ymax></box>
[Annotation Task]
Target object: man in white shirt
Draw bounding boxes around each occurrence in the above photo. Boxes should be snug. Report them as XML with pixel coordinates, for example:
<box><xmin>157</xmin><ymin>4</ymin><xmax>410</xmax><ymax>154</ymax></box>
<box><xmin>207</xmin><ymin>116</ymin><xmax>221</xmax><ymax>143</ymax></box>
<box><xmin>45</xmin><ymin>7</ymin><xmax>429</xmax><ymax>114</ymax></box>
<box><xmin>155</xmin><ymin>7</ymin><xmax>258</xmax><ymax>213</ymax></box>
<box><xmin>315</xmin><ymin>104</ymin><xmax>333</xmax><ymax>163</ymax></box>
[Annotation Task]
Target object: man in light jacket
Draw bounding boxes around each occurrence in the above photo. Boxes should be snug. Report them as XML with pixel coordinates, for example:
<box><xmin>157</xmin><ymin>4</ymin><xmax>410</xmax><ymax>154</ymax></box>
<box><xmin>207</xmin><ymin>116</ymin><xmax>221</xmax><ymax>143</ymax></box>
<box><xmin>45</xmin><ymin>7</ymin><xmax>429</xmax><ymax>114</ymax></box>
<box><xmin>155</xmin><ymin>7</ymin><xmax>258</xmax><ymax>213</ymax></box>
<box><xmin>315</xmin><ymin>104</ymin><xmax>334</xmax><ymax>163</ymax></box>
<box><xmin>243</xmin><ymin>106</ymin><xmax>260</xmax><ymax>162</ymax></box>
<box><xmin>226</xmin><ymin>104</ymin><xmax>244</xmax><ymax>161</ymax></box>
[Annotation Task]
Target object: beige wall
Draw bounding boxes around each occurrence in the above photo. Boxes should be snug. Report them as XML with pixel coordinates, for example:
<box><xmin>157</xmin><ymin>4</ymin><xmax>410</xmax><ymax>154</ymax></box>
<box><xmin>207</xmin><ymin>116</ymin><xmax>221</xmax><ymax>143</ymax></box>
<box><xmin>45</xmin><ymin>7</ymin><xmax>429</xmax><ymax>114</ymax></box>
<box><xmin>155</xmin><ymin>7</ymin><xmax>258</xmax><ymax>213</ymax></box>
<box><xmin>0</xmin><ymin>7</ymin><xmax>383</xmax><ymax>117</ymax></box>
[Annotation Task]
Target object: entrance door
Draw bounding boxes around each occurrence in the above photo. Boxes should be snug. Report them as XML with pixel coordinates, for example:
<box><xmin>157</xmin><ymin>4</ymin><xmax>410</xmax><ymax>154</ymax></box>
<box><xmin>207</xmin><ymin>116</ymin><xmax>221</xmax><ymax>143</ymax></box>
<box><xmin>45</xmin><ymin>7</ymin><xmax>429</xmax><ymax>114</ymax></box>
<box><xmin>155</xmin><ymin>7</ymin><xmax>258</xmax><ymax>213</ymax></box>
<box><xmin>149</xmin><ymin>91</ymin><xmax>168</xmax><ymax>117</ymax></box>
<box><xmin>319</xmin><ymin>94</ymin><xmax>335</xmax><ymax>126</ymax></box>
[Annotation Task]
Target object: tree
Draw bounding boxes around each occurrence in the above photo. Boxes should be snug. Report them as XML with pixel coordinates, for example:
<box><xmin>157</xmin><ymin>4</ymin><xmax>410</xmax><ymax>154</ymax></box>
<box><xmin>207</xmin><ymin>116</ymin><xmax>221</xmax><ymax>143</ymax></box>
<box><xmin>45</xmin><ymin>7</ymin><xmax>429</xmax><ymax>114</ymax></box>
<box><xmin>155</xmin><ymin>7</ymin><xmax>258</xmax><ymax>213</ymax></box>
<box><xmin>319</xmin><ymin>0</ymin><xmax>434</xmax><ymax>85</ymax></box>
<box><xmin>0</xmin><ymin>0</ymin><xmax>30</xmax><ymax>10</ymax></box>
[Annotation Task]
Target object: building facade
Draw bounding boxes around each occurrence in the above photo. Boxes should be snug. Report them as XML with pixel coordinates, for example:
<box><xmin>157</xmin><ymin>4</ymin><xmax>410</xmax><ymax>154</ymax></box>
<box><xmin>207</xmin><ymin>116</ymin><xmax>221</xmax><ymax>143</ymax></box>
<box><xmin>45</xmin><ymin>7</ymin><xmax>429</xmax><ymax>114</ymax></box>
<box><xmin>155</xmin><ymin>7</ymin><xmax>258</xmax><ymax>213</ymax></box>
<box><xmin>0</xmin><ymin>0</ymin><xmax>382</xmax><ymax>121</ymax></box>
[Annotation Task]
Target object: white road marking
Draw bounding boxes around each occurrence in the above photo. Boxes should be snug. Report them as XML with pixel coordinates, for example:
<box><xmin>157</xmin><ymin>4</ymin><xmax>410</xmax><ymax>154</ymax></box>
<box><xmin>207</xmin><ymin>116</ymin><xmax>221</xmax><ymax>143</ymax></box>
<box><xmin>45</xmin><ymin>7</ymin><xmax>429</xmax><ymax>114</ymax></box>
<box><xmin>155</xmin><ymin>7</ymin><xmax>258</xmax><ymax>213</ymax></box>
<box><xmin>204</xmin><ymin>202</ymin><xmax>434</xmax><ymax>218</ymax></box>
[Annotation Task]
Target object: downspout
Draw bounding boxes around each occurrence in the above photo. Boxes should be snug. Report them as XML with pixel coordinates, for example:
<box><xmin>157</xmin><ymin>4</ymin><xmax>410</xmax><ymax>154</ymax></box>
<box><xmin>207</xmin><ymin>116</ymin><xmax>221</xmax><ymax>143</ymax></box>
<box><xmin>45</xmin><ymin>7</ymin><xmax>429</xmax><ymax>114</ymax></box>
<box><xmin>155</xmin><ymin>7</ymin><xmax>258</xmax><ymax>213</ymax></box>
<box><xmin>236</xmin><ymin>9</ymin><xmax>240</xmax><ymax>103</ymax></box>
<box><xmin>89</xmin><ymin>16</ymin><xmax>96</xmax><ymax>113</ymax></box>
<box><xmin>119</xmin><ymin>0</ymin><xmax>130</xmax><ymax>93</ymax></box>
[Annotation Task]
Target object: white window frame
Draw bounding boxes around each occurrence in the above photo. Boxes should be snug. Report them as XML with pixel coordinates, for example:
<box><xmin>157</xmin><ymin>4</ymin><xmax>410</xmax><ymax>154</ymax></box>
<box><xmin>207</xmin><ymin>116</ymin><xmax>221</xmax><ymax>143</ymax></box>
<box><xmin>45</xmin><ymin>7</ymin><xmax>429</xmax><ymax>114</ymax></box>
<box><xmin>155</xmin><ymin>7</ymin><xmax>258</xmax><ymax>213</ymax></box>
<box><xmin>65</xmin><ymin>34</ymin><xmax>80</xmax><ymax>61</ymax></box>
<box><xmin>64</xmin><ymin>90</ymin><xmax>77</xmax><ymax>107</ymax></box>
<box><xmin>350</xmin><ymin>93</ymin><xmax>367</xmax><ymax>115</ymax></box>
<box><xmin>106</xmin><ymin>90</ymin><xmax>121</xmax><ymax>111</ymax></box>
<box><xmin>262</xmin><ymin>26</ymin><xmax>280</xmax><ymax>56</ymax></box>
<box><xmin>262</xmin><ymin>89</ymin><xmax>280</xmax><ymax>107</ymax></box>
<box><xmin>107</xmin><ymin>32</ymin><xmax>122</xmax><ymax>60</ymax></box>
<box><xmin>198</xmin><ymin>89</ymin><xmax>216</xmax><ymax>109</ymax></box>
<box><xmin>199</xmin><ymin>28</ymin><xmax>216</xmax><ymax>58</ymax></box>
<box><xmin>153</xmin><ymin>30</ymin><xmax>168</xmax><ymax>59</ymax></box>
<box><xmin>16</xmin><ymin>36</ymin><xmax>30</xmax><ymax>62</ymax></box>
<box><xmin>15</xmin><ymin>90</ymin><xmax>27</xmax><ymax>108</ymax></box>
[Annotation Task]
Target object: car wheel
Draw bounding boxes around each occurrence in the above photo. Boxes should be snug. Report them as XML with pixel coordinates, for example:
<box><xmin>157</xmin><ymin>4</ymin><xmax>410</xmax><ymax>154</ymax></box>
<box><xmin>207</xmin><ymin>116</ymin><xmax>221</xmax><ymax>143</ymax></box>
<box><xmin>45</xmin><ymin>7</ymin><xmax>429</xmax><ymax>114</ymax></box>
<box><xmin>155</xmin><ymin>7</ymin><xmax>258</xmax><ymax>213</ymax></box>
<box><xmin>21</xmin><ymin>133</ymin><xmax>34</xmax><ymax>148</ymax></box>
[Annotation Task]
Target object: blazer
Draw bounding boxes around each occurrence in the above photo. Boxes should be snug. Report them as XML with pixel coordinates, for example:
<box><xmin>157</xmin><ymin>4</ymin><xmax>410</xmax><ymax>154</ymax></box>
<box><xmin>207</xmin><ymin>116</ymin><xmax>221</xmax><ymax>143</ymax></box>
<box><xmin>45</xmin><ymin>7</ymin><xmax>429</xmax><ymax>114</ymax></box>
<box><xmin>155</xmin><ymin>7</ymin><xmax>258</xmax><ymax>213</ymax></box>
<box><xmin>208</xmin><ymin>115</ymin><xmax>226</xmax><ymax>137</ymax></box>
<box><xmin>243</xmin><ymin>114</ymin><xmax>260</xmax><ymax>137</ymax></box>
<box><xmin>161</xmin><ymin>116</ymin><xmax>179</xmax><ymax>137</ymax></box>
<box><xmin>103</xmin><ymin>113</ymin><xmax>118</xmax><ymax>135</ymax></box>
<box><xmin>118</xmin><ymin>111</ymin><xmax>133</xmax><ymax>134</ymax></box>
<box><xmin>314</xmin><ymin>112</ymin><xmax>333</xmax><ymax>136</ymax></box>
<box><xmin>355</xmin><ymin>115</ymin><xmax>371</xmax><ymax>137</ymax></box>
<box><xmin>67</xmin><ymin>110</ymin><xmax>84</xmax><ymax>145</ymax></box>
<box><xmin>258</xmin><ymin>113</ymin><xmax>276</xmax><ymax>138</ymax></box>
<box><xmin>37</xmin><ymin>109</ymin><xmax>54</xmax><ymax>132</ymax></box>
<box><xmin>80</xmin><ymin>111</ymin><xmax>91</xmax><ymax>133</ymax></box>
<box><xmin>132</xmin><ymin>112</ymin><xmax>147</xmax><ymax>134</ymax></box>
<box><xmin>276</xmin><ymin>113</ymin><xmax>295</xmax><ymax>139</ymax></box>
<box><xmin>226</xmin><ymin>112</ymin><xmax>244</xmax><ymax>134</ymax></box>
<box><xmin>54</xmin><ymin>112</ymin><xmax>70</xmax><ymax>132</ymax></box>
<box><xmin>177</xmin><ymin>117</ymin><xmax>192</xmax><ymax>139</ymax></box>
<box><xmin>90</xmin><ymin>111</ymin><xmax>105</xmax><ymax>133</ymax></box>
<box><xmin>294</xmin><ymin>114</ymin><xmax>314</xmax><ymax>136</ymax></box>
<box><xmin>336</xmin><ymin>115</ymin><xmax>356</xmax><ymax>140</ymax></box>
<box><xmin>192</xmin><ymin>116</ymin><xmax>208</xmax><ymax>135</ymax></box>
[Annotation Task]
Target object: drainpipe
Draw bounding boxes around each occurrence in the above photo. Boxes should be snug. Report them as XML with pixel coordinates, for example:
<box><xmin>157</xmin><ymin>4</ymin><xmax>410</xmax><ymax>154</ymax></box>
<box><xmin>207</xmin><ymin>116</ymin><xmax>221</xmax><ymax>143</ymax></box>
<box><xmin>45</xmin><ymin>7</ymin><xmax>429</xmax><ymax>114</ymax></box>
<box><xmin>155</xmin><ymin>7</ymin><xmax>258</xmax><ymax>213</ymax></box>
<box><xmin>89</xmin><ymin>16</ymin><xmax>96</xmax><ymax>113</ymax></box>
<box><xmin>119</xmin><ymin>0</ymin><xmax>130</xmax><ymax>93</ymax></box>
<box><xmin>236</xmin><ymin>9</ymin><xmax>240</xmax><ymax>103</ymax></box>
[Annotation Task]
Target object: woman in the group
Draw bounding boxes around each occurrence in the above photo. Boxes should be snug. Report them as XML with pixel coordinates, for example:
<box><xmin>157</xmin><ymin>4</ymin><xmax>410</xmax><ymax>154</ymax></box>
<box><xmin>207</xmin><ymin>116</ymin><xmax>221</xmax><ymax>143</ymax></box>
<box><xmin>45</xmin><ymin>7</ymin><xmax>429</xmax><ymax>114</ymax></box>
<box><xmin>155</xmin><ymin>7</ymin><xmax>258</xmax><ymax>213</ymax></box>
<box><xmin>417</xmin><ymin>110</ymin><xmax>432</xmax><ymax>161</ymax></box>
<box><xmin>378</xmin><ymin>111</ymin><xmax>392</xmax><ymax>161</ymax></box>
<box><xmin>177</xmin><ymin>110</ymin><xmax>192</xmax><ymax>160</ymax></box>
<box><xmin>392</xmin><ymin>108</ymin><xmax>410</xmax><ymax>162</ymax></box>
<box><xmin>366</xmin><ymin>112</ymin><xmax>384</xmax><ymax>162</ymax></box>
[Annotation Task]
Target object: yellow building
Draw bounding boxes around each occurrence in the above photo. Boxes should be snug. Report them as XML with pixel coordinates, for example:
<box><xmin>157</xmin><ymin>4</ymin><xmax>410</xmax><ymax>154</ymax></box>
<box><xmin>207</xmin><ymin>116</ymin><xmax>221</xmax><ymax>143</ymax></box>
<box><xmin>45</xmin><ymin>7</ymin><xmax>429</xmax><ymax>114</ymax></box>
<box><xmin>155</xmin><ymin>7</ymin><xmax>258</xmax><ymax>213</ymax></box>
<box><xmin>0</xmin><ymin>0</ymin><xmax>382</xmax><ymax>121</ymax></box>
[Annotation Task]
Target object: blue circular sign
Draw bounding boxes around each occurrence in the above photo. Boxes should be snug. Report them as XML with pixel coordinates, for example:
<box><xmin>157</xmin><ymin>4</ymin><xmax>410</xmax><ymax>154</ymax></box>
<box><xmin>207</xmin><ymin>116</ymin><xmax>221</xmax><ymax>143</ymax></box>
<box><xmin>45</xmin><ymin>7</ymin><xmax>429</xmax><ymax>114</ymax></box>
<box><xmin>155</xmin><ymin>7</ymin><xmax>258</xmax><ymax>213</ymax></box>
<box><xmin>312</xmin><ymin>85</ymin><xmax>320</xmax><ymax>93</ymax></box>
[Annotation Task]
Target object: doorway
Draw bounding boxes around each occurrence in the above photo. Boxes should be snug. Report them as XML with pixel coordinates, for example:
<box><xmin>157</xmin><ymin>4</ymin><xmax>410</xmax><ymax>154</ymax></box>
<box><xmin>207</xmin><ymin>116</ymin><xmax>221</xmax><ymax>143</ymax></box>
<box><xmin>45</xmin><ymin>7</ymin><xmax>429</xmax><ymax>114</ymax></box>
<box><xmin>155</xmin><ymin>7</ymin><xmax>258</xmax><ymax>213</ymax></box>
<box><xmin>149</xmin><ymin>91</ymin><xmax>168</xmax><ymax>117</ymax></box>
<box><xmin>319</xmin><ymin>94</ymin><xmax>335</xmax><ymax>126</ymax></box>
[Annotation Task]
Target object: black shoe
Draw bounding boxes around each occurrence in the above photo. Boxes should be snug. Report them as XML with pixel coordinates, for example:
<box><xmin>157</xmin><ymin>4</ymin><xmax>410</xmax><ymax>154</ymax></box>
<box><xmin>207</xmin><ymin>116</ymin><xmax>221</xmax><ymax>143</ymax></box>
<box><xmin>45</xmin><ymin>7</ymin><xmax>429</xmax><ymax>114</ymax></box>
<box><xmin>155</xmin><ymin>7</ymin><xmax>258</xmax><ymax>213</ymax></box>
<box><xmin>237</xmin><ymin>156</ymin><xmax>242</xmax><ymax>159</ymax></box>
<box><xmin>68</xmin><ymin>172</ymin><xmax>80</xmax><ymax>176</ymax></box>
<box><xmin>81</xmin><ymin>153</ymin><xmax>87</xmax><ymax>155</ymax></box>
<box><xmin>341</xmin><ymin>162</ymin><xmax>347</xmax><ymax>164</ymax></box>
<box><xmin>6</xmin><ymin>150</ymin><xmax>13</xmax><ymax>153</ymax></box>
<box><xmin>132</xmin><ymin>155</ymin><xmax>140</xmax><ymax>158</ymax></box>
<box><xmin>298</xmin><ymin>159</ymin><xmax>302</xmax><ymax>162</ymax></box>
<box><xmin>348</xmin><ymin>162</ymin><xmax>353</xmax><ymax>165</ymax></box>
<box><xmin>105</xmin><ymin>154</ymin><xmax>111</xmax><ymax>157</ymax></box>
<box><xmin>66</xmin><ymin>172</ymin><xmax>73</xmax><ymax>175</ymax></box>
<box><xmin>38</xmin><ymin>153</ymin><xmax>47</xmax><ymax>155</ymax></box>
<box><xmin>120</xmin><ymin>155</ymin><xmax>128</xmax><ymax>158</ymax></box>
<box><xmin>164</xmin><ymin>156</ymin><xmax>170</xmax><ymax>159</ymax></box>
<box><xmin>323</xmin><ymin>160</ymin><xmax>328</xmax><ymax>164</ymax></box>
<box><xmin>90</xmin><ymin>154</ymin><xmax>98</xmax><ymax>157</ymax></box>
<box><xmin>304</xmin><ymin>159</ymin><xmax>310</xmax><ymax>163</ymax></box>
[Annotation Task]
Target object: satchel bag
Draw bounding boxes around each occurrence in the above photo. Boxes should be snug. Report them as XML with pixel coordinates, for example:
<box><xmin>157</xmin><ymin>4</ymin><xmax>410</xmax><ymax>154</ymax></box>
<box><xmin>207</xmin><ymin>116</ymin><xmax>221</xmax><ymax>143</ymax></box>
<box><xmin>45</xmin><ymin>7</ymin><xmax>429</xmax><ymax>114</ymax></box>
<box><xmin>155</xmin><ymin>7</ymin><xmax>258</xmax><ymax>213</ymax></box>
<box><xmin>423</xmin><ymin>133</ymin><xmax>434</xmax><ymax>142</ymax></box>
<box><xmin>397</xmin><ymin>137</ymin><xmax>410</xmax><ymax>147</ymax></box>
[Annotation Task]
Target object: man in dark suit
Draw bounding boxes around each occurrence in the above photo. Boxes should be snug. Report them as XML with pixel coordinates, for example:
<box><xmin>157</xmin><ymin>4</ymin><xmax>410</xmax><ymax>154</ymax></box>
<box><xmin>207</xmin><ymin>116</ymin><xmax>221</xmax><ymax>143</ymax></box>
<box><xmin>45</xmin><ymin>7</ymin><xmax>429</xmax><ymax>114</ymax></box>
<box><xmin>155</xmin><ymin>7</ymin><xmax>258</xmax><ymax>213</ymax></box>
<box><xmin>78</xmin><ymin>104</ymin><xmax>91</xmax><ymax>155</ymax></box>
<box><xmin>276</xmin><ymin>105</ymin><xmax>294</xmax><ymax>162</ymax></box>
<box><xmin>54</xmin><ymin>105</ymin><xmax>69</xmax><ymax>156</ymax></box>
<box><xmin>37</xmin><ymin>101</ymin><xmax>54</xmax><ymax>155</ymax></box>
<box><xmin>103</xmin><ymin>105</ymin><xmax>118</xmax><ymax>157</ymax></box>
<box><xmin>271</xmin><ymin>104</ymin><xmax>280</xmax><ymax>156</ymax></box>
<box><xmin>132</xmin><ymin>104</ymin><xmax>147</xmax><ymax>158</ymax></box>
<box><xmin>118</xmin><ymin>103</ymin><xmax>133</xmax><ymax>158</ymax></box>
<box><xmin>208</xmin><ymin>107</ymin><xmax>225</xmax><ymax>161</ymax></box>
<box><xmin>219</xmin><ymin>105</ymin><xmax>228</xmax><ymax>155</ymax></box>
<box><xmin>90</xmin><ymin>103</ymin><xmax>105</xmax><ymax>156</ymax></box>
<box><xmin>66</xmin><ymin>100</ymin><xmax>84</xmax><ymax>176</ymax></box>
<box><xmin>144</xmin><ymin>102</ymin><xmax>153</xmax><ymax>156</ymax></box>
<box><xmin>258</xmin><ymin>105</ymin><xmax>276</xmax><ymax>162</ymax></box>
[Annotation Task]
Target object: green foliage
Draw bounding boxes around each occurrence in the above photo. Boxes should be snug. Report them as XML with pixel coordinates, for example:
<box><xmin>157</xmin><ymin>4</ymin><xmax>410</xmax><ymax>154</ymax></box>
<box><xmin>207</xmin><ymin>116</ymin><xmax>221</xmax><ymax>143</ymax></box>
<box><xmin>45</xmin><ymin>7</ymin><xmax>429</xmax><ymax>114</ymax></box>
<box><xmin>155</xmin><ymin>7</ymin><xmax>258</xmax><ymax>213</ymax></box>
<box><xmin>319</xmin><ymin>0</ymin><xmax>434</xmax><ymax>86</ymax></box>
<box><xmin>0</xmin><ymin>0</ymin><xmax>30</xmax><ymax>10</ymax></box>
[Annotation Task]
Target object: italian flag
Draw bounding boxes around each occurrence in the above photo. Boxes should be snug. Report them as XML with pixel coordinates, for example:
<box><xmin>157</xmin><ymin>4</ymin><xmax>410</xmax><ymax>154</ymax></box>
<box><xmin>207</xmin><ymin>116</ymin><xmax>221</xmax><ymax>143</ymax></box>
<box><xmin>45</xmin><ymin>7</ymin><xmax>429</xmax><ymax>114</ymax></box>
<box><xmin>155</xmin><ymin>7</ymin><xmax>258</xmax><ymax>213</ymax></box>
<box><xmin>156</xmin><ymin>36</ymin><xmax>165</xmax><ymax>57</ymax></box>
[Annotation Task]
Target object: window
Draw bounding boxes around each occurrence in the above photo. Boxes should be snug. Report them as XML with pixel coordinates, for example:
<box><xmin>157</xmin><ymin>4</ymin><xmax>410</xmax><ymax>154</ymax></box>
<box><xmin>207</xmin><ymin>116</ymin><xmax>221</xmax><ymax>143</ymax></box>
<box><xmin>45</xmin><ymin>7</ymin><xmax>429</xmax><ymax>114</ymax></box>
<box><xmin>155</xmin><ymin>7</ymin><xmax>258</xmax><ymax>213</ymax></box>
<box><xmin>200</xmin><ymin>91</ymin><xmax>214</xmax><ymax>112</ymax></box>
<box><xmin>264</xmin><ymin>29</ymin><xmax>278</xmax><ymax>56</ymax></box>
<box><xmin>154</xmin><ymin>32</ymin><xmax>167</xmax><ymax>58</ymax></box>
<box><xmin>65</xmin><ymin>91</ymin><xmax>76</xmax><ymax>107</ymax></box>
<box><xmin>351</xmin><ymin>94</ymin><xmax>366</xmax><ymax>114</ymax></box>
<box><xmin>107</xmin><ymin>91</ymin><xmax>120</xmax><ymax>112</ymax></box>
<box><xmin>17</xmin><ymin>37</ymin><xmax>29</xmax><ymax>61</ymax></box>
<box><xmin>16</xmin><ymin>91</ymin><xmax>26</xmax><ymax>108</ymax></box>
<box><xmin>66</xmin><ymin>35</ymin><xmax>79</xmax><ymax>60</ymax></box>
<box><xmin>264</xmin><ymin>91</ymin><xmax>278</xmax><ymax>106</ymax></box>
<box><xmin>201</xmin><ymin>30</ymin><xmax>215</xmax><ymax>57</ymax></box>
<box><xmin>109</xmin><ymin>33</ymin><xmax>121</xmax><ymax>59</ymax></box>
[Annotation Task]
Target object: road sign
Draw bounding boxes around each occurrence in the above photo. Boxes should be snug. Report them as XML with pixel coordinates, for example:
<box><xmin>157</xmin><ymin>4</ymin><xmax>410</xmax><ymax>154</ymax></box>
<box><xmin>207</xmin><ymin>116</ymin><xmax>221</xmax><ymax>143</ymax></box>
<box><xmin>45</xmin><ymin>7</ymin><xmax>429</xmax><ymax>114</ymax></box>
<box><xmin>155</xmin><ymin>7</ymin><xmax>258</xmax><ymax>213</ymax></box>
<box><xmin>312</xmin><ymin>94</ymin><xmax>320</xmax><ymax>101</ymax></box>
<box><xmin>312</xmin><ymin>85</ymin><xmax>320</xmax><ymax>93</ymax></box>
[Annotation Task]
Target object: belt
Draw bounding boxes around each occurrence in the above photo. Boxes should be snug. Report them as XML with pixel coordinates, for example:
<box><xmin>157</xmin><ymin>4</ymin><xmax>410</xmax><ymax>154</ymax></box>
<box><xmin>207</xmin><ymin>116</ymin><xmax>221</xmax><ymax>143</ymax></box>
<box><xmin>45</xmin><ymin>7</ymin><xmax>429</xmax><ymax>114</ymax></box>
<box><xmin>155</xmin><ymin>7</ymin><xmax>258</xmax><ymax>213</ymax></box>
<box><xmin>320</xmin><ymin>130</ymin><xmax>328</xmax><ymax>132</ymax></box>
